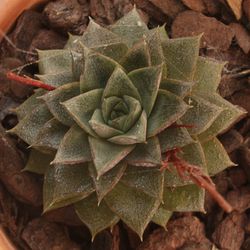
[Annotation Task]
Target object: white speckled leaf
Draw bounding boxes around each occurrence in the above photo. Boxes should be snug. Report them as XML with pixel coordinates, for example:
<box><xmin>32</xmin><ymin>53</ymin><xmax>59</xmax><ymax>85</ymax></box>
<box><xmin>126</xmin><ymin>136</ymin><xmax>162</xmax><ymax>166</ymax></box>
<box><xmin>88</xmin><ymin>136</ymin><xmax>134</xmax><ymax>178</ymax></box>
<box><xmin>32</xmin><ymin>118</ymin><xmax>68</xmax><ymax>153</ymax></box>
<box><xmin>162</xmin><ymin>36</ymin><xmax>201</xmax><ymax>81</ymax></box>
<box><xmin>9</xmin><ymin>104</ymin><xmax>52</xmax><ymax>145</ymax></box>
<box><xmin>23</xmin><ymin>150</ymin><xmax>54</xmax><ymax>175</ymax></box>
<box><xmin>41</xmin><ymin>82</ymin><xmax>80</xmax><ymax>126</ymax></box>
<box><xmin>53</xmin><ymin>125</ymin><xmax>91</xmax><ymax>165</ymax></box>
<box><xmin>75</xmin><ymin>193</ymin><xmax>119</xmax><ymax>239</ymax></box>
<box><xmin>181</xmin><ymin>95</ymin><xmax>223</xmax><ymax>135</ymax></box>
<box><xmin>88</xmin><ymin>161</ymin><xmax>126</xmax><ymax>203</ymax></box>
<box><xmin>151</xmin><ymin>206</ymin><xmax>172</xmax><ymax>228</ymax></box>
<box><xmin>147</xmin><ymin>90</ymin><xmax>189</xmax><ymax>137</ymax></box>
<box><xmin>104</xmin><ymin>182</ymin><xmax>161</xmax><ymax>239</ymax></box>
<box><xmin>162</xmin><ymin>184</ymin><xmax>205</xmax><ymax>212</ymax></box>
<box><xmin>202</xmin><ymin>137</ymin><xmax>235</xmax><ymax>176</ymax></box>
<box><xmin>43</xmin><ymin>164</ymin><xmax>94</xmax><ymax>212</ymax></box>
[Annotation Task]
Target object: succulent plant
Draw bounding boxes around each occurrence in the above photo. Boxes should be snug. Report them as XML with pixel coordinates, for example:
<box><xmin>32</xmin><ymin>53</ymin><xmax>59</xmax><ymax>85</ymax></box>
<box><xmin>9</xmin><ymin>8</ymin><xmax>245</xmax><ymax>239</ymax></box>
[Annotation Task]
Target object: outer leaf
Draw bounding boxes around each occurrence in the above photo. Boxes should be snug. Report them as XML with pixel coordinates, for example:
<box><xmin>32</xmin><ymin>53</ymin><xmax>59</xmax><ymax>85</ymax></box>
<box><xmin>202</xmin><ymin>137</ymin><xmax>235</xmax><ymax>176</ymax></box>
<box><xmin>37</xmin><ymin>49</ymin><xmax>73</xmax><ymax>75</ymax></box>
<box><xmin>192</xmin><ymin>57</ymin><xmax>225</xmax><ymax>93</ymax></box>
<box><xmin>75</xmin><ymin>193</ymin><xmax>119</xmax><ymax>240</ymax></box>
<box><xmin>147</xmin><ymin>90</ymin><xmax>189</xmax><ymax>137</ymax></box>
<box><xmin>128</xmin><ymin>65</ymin><xmax>162</xmax><ymax>116</ymax></box>
<box><xmin>126</xmin><ymin>136</ymin><xmax>162</xmax><ymax>166</ymax></box>
<box><xmin>103</xmin><ymin>67</ymin><xmax>141</xmax><ymax>102</ymax></box>
<box><xmin>121</xmin><ymin>166</ymin><xmax>164</xmax><ymax>199</ymax></box>
<box><xmin>88</xmin><ymin>136</ymin><xmax>135</xmax><ymax>178</ymax></box>
<box><xmin>23</xmin><ymin>150</ymin><xmax>54</xmax><ymax>175</ymax></box>
<box><xmin>53</xmin><ymin>125</ymin><xmax>92</xmax><ymax>165</ymax></box>
<box><xmin>197</xmin><ymin>93</ymin><xmax>246</xmax><ymax>141</ymax></box>
<box><xmin>89</xmin><ymin>109</ymin><xmax>123</xmax><ymax>138</ymax></box>
<box><xmin>108</xmin><ymin>110</ymin><xmax>147</xmax><ymax>145</ymax></box>
<box><xmin>41</xmin><ymin>82</ymin><xmax>80</xmax><ymax>126</ymax></box>
<box><xmin>151</xmin><ymin>206</ymin><xmax>172</xmax><ymax>228</ymax></box>
<box><xmin>120</xmin><ymin>41</ymin><xmax>151</xmax><ymax>72</ymax></box>
<box><xmin>181</xmin><ymin>95</ymin><xmax>223</xmax><ymax>135</ymax></box>
<box><xmin>164</xmin><ymin>141</ymin><xmax>206</xmax><ymax>187</ymax></box>
<box><xmin>80</xmin><ymin>51</ymin><xmax>119</xmax><ymax>93</ymax></box>
<box><xmin>9</xmin><ymin>104</ymin><xmax>52</xmax><ymax>145</ymax></box>
<box><xmin>37</xmin><ymin>71</ymin><xmax>75</xmax><ymax>88</ymax></box>
<box><xmin>62</xmin><ymin>89</ymin><xmax>103</xmax><ymax>137</ymax></box>
<box><xmin>162</xmin><ymin>184</ymin><xmax>205</xmax><ymax>212</ymax></box>
<box><xmin>159</xmin><ymin>126</ymin><xmax>194</xmax><ymax>152</ymax></box>
<box><xmin>80</xmin><ymin>19</ymin><xmax>128</xmax><ymax>61</ymax></box>
<box><xmin>43</xmin><ymin>164</ymin><xmax>94</xmax><ymax>212</ymax></box>
<box><xmin>104</xmin><ymin>182</ymin><xmax>161</xmax><ymax>239</ymax></box>
<box><xmin>162</xmin><ymin>35</ymin><xmax>201</xmax><ymax>81</ymax></box>
<box><xmin>32</xmin><ymin>118</ymin><xmax>68</xmax><ymax>153</ymax></box>
<box><xmin>89</xmin><ymin>161</ymin><xmax>127</xmax><ymax>203</ymax></box>
<box><xmin>14</xmin><ymin>89</ymin><xmax>46</xmax><ymax>120</ymax></box>
<box><xmin>109</xmin><ymin>8</ymin><xmax>148</xmax><ymax>47</ymax></box>
<box><xmin>160</xmin><ymin>79</ymin><xmax>194</xmax><ymax>97</ymax></box>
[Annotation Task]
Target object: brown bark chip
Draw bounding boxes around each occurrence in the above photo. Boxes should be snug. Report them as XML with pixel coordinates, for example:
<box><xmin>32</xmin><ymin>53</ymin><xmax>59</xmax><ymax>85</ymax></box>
<box><xmin>22</xmin><ymin>218</ymin><xmax>80</xmax><ymax>250</ymax></box>
<box><xmin>181</xmin><ymin>0</ymin><xmax>206</xmax><ymax>13</ymax></box>
<box><xmin>43</xmin><ymin>0</ymin><xmax>90</xmax><ymax>35</ymax></box>
<box><xmin>137</xmin><ymin>216</ymin><xmax>211</xmax><ymax>250</ymax></box>
<box><xmin>172</xmin><ymin>11</ymin><xmax>234</xmax><ymax>51</ymax></box>
<box><xmin>243</xmin><ymin>0</ymin><xmax>250</xmax><ymax>22</ymax></box>
<box><xmin>0</xmin><ymin>129</ymin><xmax>42</xmax><ymax>206</ymax></box>
<box><xmin>229</xmin><ymin>89</ymin><xmax>250</xmax><ymax>114</ymax></box>
<box><xmin>226</xmin><ymin>0</ymin><xmax>243</xmax><ymax>20</ymax></box>
<box><xmin>230</xmin><ymin>23</ymin><xmax>250</xmax><ymax>54</ymax></box>
<box><xmin>212</xmin><ymin>212</ymin><xmax>246</xmax><ymax>250</ymax></box>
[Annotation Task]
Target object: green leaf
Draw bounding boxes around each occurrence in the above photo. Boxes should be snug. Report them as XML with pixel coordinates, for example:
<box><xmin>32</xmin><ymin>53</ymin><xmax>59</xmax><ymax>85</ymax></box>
<box><xmin>128</xmin><ymin>65</ymin><xmax>163</xmax><ymax>116</ymax></box>
<box><xmin>162</xmin><ymin>184</ymin><xmax>205</xmax><ymax>212</ymax></box>
<box><xmin>164</xmin><ymin>141</ymin><xmax>206</xmax><ymax>186</ymax></box>
<box><xmin>147</xmin><ymin>90</ymin><xmax>189</xmax><ymax>137</ymax></box>
<box><xmin>126</xmin><ymin>136</ymin><xmax>162</xmax><ymax>166</ymax></box>
<box><xmin>108</xmin><ymin>110</ymin><xmax>147</xmax><ymax>145</ymax></box>
<box><xmin>53</xmin><ymin>125</ymin><xmax>92</xmax><ymax>165</ymax></box>
<box><xmin>89</xmin><ymin>109</ymin><xmax>123</xmax><ymax>138</ymax></box>
<box><xmin>23</xmin><ymin>150</ymin><xmax>54</xmax><ymax>175</ymax></box>
<box><xmin>32</xmin><ymin>118</ymin><xmax>68</xmax><ymax>153</ymax></box>
<box><xmin>162</xmin><ymin>35</ymin><xmax>201</xmax><ymax>81</ymax></box>
<box><xmin>202</xmin><ymin>137</ymin><xmax>235</xmax><ymax>176</ymax></box>
<box><xmin>104</xmin><ymin>182</ymin><xmax>161</xmax><ymax>239</ymax></box>
<box><xmin>14</xmin><ymin>89</ymin><xmax>46</xmax><ymax>120</ymax></box>
<box><xmin>80</xmin><ymin>51</ymin><xmax>119</xmax><ymax>93</ymax></box>
<box><xmin>43</xmin><ymin>164</ymin><xmax>94</xmax><ymax>212</ymax></box>
<box><xmin>37</xmin><ymin>71</ymin><xmax>75</xmax><ymax>88</ymax></box>
<box><xmin>181</xmin><ymin>95</ymin><xmax>223</xmax><ymax>135</ymax></box>
<box><xmin>192</xmin><ymin>57</ymin><xmax>225</xmax><ymax>93</ymax></box>
<box><xmin>160</xmin><ymin>79</ymin><xmax>194</xmax><ymax>97</ymax></box>
<box><xmin>159</xmin><ymin>126</ymin><xmax>194</xmax><ymax>152</ymax></box>
<box><xmin>75</xmin><ymin>193</ymin><xmax>119</xmax><ymax>240</ymax></box>
<box><xmin>197</xmin><ymin>93</ymin><xmax>246</xmax><ymax>142</ymax></box>
<box><xmin>62</xmin><ymin>89</ymin><xmax>103</xmax><ymax>137</ymax></box>
<box><xmin>80</xmin><ymin>19</ymin><xmax>128</xmax><ymax>61</ymax></box>
<box><xmin>88</xmin><ymin>136</ymin><xmax>135</xmax><ymax>178</ymax></box>
<box><xmin>109</xmin><ymin>8</ymin><xmax>148</xmax><ymax>47</ymax></box>
<box><xmin>103</xmin><ymin>67</ymin><xmax>141</xmax><ymax>102</ymax></box>
<box><xmin>120</xmin><ymin>41</ymin><xmax>151</xmax><ymax>72</ymax></box>
<box><xmin>9</xmin><ymin>104</ymin><xmax>52</xmax><ymax>145</ymax></box>
<box><xmin>151</xmin><ymin>206</ymin><xmax>172</xmax><ymax>228</ymax></box>
<box><xmin>37</xmin><ymin>49</ymin><xmax>73</xmax><ymax>75</ymax></box>
<box><xmin>89</xmin><ymin>161</ymin><xmax>126</xmax><ymax>203</ymax></box>
<box><xmin>121</xmin><ymin>166</ymin><xmax>164</xmax><ymax>199</ymax></box>
<box><xmin>41</xmin><ymin>82</ymin><xmax>80</xmax><ymax>126</ymax></box>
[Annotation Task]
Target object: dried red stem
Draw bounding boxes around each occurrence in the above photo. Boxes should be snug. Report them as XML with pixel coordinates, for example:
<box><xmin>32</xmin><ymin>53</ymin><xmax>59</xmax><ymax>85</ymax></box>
<box><xmin>6</xmin><ymin>72</ymin><xmax>55</xmax><ymax>91</ymax></box>
<box><xmin>161</xmin><ymin>148</ymin><xmax>233</xmax><ymax>213</ymax></box>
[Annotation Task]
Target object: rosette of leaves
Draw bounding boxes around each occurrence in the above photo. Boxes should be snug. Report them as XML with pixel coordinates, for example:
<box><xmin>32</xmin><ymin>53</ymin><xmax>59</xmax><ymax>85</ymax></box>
<box><xmin>10</xmin><ymin>9</ymin><xmax>245</xmax><ymax>239</ymax></box>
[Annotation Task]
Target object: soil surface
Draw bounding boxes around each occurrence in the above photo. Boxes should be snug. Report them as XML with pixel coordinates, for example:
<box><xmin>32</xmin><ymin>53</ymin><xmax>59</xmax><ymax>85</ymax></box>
<box><xmin>0</xmin><ymin>0</ymin><xmax>250</xmax><ymax>249</ymax></box>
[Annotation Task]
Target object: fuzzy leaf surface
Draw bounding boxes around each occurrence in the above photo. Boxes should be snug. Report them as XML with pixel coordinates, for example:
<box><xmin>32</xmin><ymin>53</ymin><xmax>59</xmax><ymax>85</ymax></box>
<box><xmin>152</xmin><ymin>206</ymin><xmax>172</xmax><ymax>228</ymax></box>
